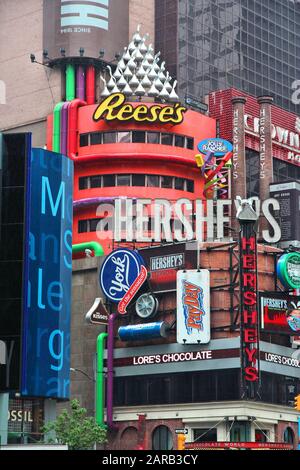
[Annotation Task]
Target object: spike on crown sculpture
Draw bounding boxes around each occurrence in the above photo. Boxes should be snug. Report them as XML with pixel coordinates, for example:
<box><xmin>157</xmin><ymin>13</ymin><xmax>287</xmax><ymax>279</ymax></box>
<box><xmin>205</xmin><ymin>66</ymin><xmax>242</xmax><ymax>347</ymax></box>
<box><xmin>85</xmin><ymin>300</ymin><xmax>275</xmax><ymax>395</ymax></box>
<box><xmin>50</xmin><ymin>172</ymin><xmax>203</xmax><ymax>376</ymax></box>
<box><xmin>100</xmin><ymin>25</ymin><xmax>179</xmax><ymax>103</ymax></box>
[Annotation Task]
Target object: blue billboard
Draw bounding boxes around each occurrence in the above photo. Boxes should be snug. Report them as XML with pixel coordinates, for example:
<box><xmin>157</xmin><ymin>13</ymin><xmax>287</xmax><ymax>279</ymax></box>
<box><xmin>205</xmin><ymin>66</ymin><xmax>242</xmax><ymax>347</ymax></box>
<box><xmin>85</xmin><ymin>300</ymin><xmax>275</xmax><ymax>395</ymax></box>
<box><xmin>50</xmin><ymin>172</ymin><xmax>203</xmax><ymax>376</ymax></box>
<box><xmin>21</xmin><ymin>148</ymin><xmax>73</xmax><ymax>399</ymax></box>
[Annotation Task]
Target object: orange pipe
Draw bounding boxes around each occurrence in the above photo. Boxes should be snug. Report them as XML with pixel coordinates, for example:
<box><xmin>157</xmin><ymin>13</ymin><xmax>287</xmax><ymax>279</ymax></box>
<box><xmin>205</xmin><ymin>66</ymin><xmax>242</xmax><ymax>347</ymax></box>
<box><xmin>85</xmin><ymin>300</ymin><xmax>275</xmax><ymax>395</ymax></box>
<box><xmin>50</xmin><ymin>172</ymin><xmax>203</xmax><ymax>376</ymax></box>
<box><xmin>67</xmin><ymin>99</ymin><xmax>86</xmax><ymax>158</ymax></box>
<box><xmin>86</xmin><ymin>66</ymin><xmax>95</xmax><ymax>105</ymax></box>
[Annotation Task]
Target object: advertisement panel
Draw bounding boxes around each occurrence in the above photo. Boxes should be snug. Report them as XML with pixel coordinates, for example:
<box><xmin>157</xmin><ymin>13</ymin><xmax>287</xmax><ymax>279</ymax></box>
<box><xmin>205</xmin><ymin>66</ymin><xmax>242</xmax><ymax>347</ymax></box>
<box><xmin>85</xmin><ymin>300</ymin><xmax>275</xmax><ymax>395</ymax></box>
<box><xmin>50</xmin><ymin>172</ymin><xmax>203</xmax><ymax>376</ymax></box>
<box><xmin>260</xmin><ymin>292</ymin><xmax>300</xmax><ymax>335</ymax></box>
<box><xmin>0</xmin><ymin>134</ymin><xmax>31</xmax><ymax>392</ymax></box>
<box><xmin>43</xmin><ymin>0</ymin><xmax>129</xmax><ymax>63</ymax></box>
<box><xmin>270</xmin><ymin>182</ymin><xmax>300</xmax><ymax>247</ymax></box>
<box><xmin>21</xmin><ymin>149</ymin><xmax>73</xmax><ymax>399</ymax></box>
<box><xmin>99</xmin><ymin>248</ymin><xmax>145</xmax><ymax>303</ymax></box>
<box><xmin>239</xmin><ymin>220</ymin><xmax>260</xmax><ymax>397</ymax></box>
<box><xmin>176</xmin><ymin>270</ymin><xmax>210</xmax><ymax>344</ymax></box>
<box><xmin>138</xmin><ymin>243</ymin><xmax>197</xmax><ymax>293</ymax></box>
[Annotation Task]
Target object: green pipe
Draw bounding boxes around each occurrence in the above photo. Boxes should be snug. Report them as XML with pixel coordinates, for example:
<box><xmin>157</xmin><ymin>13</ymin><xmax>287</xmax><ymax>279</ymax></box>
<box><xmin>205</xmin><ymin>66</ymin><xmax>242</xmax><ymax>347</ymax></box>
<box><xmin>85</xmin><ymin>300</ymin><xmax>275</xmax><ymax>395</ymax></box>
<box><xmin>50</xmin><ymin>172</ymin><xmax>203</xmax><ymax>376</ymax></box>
<box><xmin>52</xmin><ymin>102</ymin><xmax>64</xmax><ymax>153</ymax></box>
<box><xmin>72</xmin><ymin>242</ymin><xmax>104</xmax><ymax>257</ymax></box>
<box><xmin>96</xmin><ymin>332</ymin><xmax>108</xmax><ymax>427</ymax></box>
<box><xmin>66</xmin><ymin>64</ymin><xmax>76</xmax><ymax>101</ymax></box>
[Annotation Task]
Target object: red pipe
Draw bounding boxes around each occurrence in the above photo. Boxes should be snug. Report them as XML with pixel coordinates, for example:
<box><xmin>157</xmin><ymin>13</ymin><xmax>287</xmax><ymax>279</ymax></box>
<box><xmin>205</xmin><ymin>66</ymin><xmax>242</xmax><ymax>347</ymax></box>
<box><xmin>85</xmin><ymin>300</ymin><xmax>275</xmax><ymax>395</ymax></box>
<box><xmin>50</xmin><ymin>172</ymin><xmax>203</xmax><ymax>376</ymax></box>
<box><xmin>86</xmin><ymin>66</ymin><xmax>95</xmax><ymax>105</ymax></box>
<box><xmin>67</xmin><ymin>99</ymin><xmax>86</xmax><ymax>158</ymax></box>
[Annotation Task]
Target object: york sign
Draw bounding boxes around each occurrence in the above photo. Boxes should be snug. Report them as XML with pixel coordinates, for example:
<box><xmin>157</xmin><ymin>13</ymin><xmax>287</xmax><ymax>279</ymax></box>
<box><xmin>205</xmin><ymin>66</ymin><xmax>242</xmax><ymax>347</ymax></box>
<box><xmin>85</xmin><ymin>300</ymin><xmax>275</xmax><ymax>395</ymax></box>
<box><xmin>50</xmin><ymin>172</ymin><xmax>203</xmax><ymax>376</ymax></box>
<box><xmin>99</xmin><ymin>249</ymin><xmax>145</xmax><ymax>303</ymax></box>
<box><xmin>93</xmin><ymin>93</ymin><xmax>187</xmax><ymax>125</ymax></box>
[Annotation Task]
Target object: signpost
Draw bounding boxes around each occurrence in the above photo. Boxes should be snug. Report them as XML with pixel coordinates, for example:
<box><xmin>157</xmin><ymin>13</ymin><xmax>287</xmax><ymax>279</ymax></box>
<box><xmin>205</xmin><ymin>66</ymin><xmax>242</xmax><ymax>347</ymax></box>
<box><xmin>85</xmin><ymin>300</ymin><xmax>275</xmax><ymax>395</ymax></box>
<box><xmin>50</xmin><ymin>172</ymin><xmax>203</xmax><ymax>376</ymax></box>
<box><xmin>175</xmin><ymin>429</ymin><xmax>188</xmax><ymax>435</ymax></box>
<box><xmin>85</xmin><ymin>298</ymin><xmax>109</xmax><ymax>325</ymax></box>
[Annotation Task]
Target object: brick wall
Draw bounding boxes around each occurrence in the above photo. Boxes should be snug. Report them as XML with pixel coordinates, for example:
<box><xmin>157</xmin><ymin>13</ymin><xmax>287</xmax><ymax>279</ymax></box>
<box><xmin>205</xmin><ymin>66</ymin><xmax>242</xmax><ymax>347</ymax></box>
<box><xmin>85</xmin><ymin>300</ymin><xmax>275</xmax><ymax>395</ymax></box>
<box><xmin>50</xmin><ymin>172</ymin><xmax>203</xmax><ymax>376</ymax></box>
<box><xmin>107</xmin><ymin>418</ymin><xmax>183</xmax><ymax>451</ymax></box>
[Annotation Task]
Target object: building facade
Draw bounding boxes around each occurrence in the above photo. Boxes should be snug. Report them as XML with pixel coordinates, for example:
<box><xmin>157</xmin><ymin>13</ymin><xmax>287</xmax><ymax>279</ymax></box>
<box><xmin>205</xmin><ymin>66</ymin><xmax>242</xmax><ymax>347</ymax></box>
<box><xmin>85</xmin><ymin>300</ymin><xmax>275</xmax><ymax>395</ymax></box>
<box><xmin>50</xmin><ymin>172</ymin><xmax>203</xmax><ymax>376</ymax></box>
<box><xmin>156</xmin><ymin>0</ymin><xmax>300</xmax><ymax>113</ymax></box>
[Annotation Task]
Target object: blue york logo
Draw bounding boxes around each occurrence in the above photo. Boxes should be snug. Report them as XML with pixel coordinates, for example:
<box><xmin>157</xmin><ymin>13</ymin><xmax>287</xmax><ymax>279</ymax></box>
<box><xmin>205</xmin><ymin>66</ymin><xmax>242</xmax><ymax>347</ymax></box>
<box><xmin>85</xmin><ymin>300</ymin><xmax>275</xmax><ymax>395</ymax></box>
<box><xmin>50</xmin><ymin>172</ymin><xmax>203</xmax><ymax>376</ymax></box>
<box><xmin>198</xmin><ymin>138</ymin><xmax>233</xmax><ymax>157</ymax></box>
<box><xmin>100</xmin><ymin>249</ymin><xmax>144</xmax><ymax>303</ymax></box>
<box><xmin>61</xmin><ymin>0</ymin><xmax>109</xmax><ymax>30</ymax></box>
<box><xmin>182</xmin><ymin>281</ymin><xmax>206</xmax><ymax>335</ymax></box>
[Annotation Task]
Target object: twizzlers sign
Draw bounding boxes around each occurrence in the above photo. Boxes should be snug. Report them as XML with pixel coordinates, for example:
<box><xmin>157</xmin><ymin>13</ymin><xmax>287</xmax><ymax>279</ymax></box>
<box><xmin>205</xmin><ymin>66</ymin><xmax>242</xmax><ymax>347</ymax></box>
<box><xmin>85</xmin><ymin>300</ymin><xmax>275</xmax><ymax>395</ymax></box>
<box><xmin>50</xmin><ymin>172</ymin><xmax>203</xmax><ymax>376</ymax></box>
<box><xmin>240</xmin><ymin>224</ymin><xmax>260</xmax><ymax>397</ymax></box>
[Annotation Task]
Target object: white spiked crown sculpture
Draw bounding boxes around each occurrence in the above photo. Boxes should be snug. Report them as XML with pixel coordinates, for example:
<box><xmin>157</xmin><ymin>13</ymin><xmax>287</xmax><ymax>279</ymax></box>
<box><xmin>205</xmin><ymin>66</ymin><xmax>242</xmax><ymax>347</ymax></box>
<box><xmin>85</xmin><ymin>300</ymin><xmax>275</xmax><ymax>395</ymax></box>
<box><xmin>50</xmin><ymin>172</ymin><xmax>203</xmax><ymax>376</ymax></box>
<box><xmin>101</xmin><ymin>25</ymin><xmax>179</xmax><ymax>103</ymax></box>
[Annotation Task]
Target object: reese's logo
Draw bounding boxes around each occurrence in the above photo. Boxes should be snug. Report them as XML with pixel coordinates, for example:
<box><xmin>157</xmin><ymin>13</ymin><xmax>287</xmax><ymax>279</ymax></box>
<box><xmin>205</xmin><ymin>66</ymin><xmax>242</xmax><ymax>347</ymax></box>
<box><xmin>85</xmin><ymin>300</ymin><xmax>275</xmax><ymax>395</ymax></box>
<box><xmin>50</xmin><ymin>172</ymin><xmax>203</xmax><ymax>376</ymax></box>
<box><xmin>93</xmin><ymin>93</ymin><xmax>187</xmax><ymax>125</ymax></box>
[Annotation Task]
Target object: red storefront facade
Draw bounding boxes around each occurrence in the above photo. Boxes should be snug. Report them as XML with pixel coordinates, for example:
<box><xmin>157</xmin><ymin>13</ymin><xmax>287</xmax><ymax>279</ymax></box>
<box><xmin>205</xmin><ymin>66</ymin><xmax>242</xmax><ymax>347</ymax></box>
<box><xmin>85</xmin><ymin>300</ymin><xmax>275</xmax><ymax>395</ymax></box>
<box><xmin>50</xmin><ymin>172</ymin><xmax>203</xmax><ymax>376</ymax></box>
<box><xmin>48</xmin><ymin>102</ymin><xmax>216</xmax><ymax>252</ymax></box>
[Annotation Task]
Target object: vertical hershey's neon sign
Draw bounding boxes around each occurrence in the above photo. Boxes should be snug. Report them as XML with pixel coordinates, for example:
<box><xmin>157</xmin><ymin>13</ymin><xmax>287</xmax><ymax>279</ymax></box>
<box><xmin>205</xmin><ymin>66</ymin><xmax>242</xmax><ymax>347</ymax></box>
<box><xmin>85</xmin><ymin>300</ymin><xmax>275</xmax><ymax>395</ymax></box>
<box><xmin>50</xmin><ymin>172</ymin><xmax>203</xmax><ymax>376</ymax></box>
<box><xmin>240</xmin><ymin>227</ymin><xmax>260</xmax><ymax>398</ymax></box>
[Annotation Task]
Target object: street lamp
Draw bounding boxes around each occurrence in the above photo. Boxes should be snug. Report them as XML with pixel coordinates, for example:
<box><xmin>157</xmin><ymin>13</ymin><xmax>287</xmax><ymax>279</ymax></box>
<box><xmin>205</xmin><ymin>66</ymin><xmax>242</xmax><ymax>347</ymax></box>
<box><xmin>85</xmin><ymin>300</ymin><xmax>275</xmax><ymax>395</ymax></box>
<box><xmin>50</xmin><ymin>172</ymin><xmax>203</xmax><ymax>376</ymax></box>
<box><xmin>70</xmin><ymin>367</ymin><xmax>95</xmax><ymax>382</ymax></box>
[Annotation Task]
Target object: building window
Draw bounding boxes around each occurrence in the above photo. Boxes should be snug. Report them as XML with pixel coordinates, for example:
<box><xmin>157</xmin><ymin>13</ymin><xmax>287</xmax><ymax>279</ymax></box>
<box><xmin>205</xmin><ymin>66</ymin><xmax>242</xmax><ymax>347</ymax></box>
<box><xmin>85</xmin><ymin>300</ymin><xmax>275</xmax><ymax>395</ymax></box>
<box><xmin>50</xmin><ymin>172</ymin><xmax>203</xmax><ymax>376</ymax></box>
<box><xmin>78</xmin><ymin>220</ymin><xmax>88</xmax><ymax>233</ymax></box>
<box><xmin>90</xmin><ymin>176</ymin><xmax>102</xmax><ymax>188</ymax></box>
<box><xmin>79</xmin><ymin>177</ymin><xmax>89</xmax><ymax>190</ymax></box>
<box><xmin>283</xmin><ymin>427</ymin><xmax>294</xmax><ymax>445</ymax></box>
<box><xmin>186</xmin><ymin>137</ymin><xmax>194</xmax><ymax>150</ymax></box>
<box><xmin>103</xmin><ymin>175</ymin><xmax>115</xmax><ymax>187</ymax></box>
<box><xmin>117</xmin><ymin>174</ymin><xmax>131</xmax><ymax>186</ymax></box>
<box><xmin>161</xmin><ymin>133</ymin><xmax>173</xmax><ymax>146</ymax></box>
<box><xmin>103</xmin><ymin>132</ymin><xmax>116</xmax><ymax>144</ymax></box>
<box><xmin>255</xmin><ymin>430</ymin><xmax>269</xmax><ymax>443</ymax></box>
<box><xmin>147</xmin><ymin>132</ymin><xmax>160</xmax><ymax>144</ymax></box>
<box><xmin>161</xmin><ymin>175</ymin><xmax>173</xmax><ymax>188</ymax></box>
<box><xmin>80</xmin><ymin>134</ymin><xmax>89</xmax><ymax>147</ymax></box>
<box><xmin>89</xmin><ymin>218</ymin><xmax>101</xmax><ymax>232</ymax></box>
<box><xmin>90</xmin><ymin>132</ymin><xmax>102</xmax><ymax>145</ymax></box>
<box><xmin>152</xmin><ymin>426</ymin><xmax>173</xmax><ymax>451</ymax></box>
<box><xmin>186</xmin><ymin>179</ymin><xmax>194</xmax><ymax>193</ymax></box>
<box><xmin>175</xmin><ymin>135</ymin><xmax>185</xmax><ymax>147</ymax></box>
<box><xmin>175</xmin><ymin>177</ymin><xmax>185</xmax><ymax>190</ymax></box>
<box><xmin>132</xmin><ymin>174</ymin><xmax>146</xmax><ymax>186</ymax></box>
<box><xmin>132</xmin><ymin>131</ymin><xmax>146</xmax><ymax>143</ymax></box>
<box><xmin>78</xmin><ymin>173</ymin><xmax>195</xmax><ymax>193</ymax></box>
<box><xmin>79</xmin><ymin>131</ymin><xmax>195</xmax><ymax>149</ymax></box>
<box><xmin>246</xmin><ymin>149</ymin><xmax>260</xmax><ymax>197</ymax></box>
<box><xmin>193</xmin><ymin>428</ymin><xmax>217</xmax><ymax>443</ymax></box>
<box><xmin>147</xmin><ymin>175</ymin><xmax>160</xmax><ymax>187</ymax></box>
<box><xmin>273</xmin><ymin>158</ymin><xmax>300</xmax><ymax>183</ymax></box>
<box><xmin>117</xmin><ymin>131</ymin><xmax>131</xmax><ymax>143</ymax></box>
<box><xmin>78</xmin><ymin>218</ymin><xmax>109</xmax><ymax>233</ymax></box>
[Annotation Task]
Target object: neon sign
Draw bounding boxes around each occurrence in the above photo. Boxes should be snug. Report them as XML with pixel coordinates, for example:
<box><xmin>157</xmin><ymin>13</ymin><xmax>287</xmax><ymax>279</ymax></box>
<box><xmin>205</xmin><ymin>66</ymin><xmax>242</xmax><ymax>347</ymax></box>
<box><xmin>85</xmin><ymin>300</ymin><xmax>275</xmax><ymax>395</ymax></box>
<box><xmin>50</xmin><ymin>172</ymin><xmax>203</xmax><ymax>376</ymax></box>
<box><xmin>93</xmin><ymin>93</ymin><xmax>187</xmax><ymax>125</ymax></box>
<box><xmin>240</xmin><ymin>232</ymin><xmax>260</xmax><ymax>392</ymax></box>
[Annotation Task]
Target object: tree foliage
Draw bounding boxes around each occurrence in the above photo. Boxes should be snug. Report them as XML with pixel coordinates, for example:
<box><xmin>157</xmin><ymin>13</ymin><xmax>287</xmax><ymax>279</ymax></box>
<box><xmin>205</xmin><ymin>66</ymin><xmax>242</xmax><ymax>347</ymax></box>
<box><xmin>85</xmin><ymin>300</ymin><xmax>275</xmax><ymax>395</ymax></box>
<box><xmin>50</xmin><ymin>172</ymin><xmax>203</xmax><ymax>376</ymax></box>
<box><xmin>44</xmin><ymin>399</ymin><xmax>107</xmax><ymax>450</ymax></box>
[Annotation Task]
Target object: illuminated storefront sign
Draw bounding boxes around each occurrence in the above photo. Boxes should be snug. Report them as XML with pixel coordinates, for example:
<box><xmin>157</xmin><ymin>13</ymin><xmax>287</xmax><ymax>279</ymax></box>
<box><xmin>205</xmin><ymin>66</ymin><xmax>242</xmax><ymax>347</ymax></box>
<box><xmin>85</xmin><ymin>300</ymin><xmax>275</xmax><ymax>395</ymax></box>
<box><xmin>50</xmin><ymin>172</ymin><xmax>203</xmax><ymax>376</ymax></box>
<box><xmin>138</xmin><ymin>243</ymin><xmax>197</xmax><ymax>293</ymax></box>
<box><xmin>244</xmin><ymin>114</ymin><xmax>300</xmax><ymax>154</ymax></box>
<box><xmin>260</xmin><ymin>292</ymin><xmax>300</xmax><ymax>334</ymax></box>
<box><xmin>185</xmin><ymin>442</ymin><xmax>293</xmax><ymax>450</ymax></box>
<box><xmin>197</xmin><ymin>138</ymin><xmax>233</xmax><ymax>157</ymax></box>
<box><xmin>277</xmin><ymin>252</ymin><xmax>300</xmax><ymax>290</ymax></box>
<box><xmin>262</xmin><ymin>352</ymin><xmax>300</xmax><ymax>368</ymax></box>
<box><xmin>99</xmin><ymin>248</ymin><xmax>145</xmax><ymax>303</ymax></box>
<box><xmin>112</xmin><ymin>348</ymin><xmax>240</xmax><ymax>367</ymax></box>
<box><xmin>176</xmin><ymin>270</ymin><xmax>210</xmax><ymax>345</ymax></box>
<box><xmin>240</xmin><ymin>226</ymin><xmax>260</xmax><ymax>394</ymax></box>
<box><xmin>21</xmin><ymin>148</ymin><xmax>73</xmax><ymax>399</ymax></box>
<box><xmin>93</xmin><ymin>93</ymin><xmax>187</xmax><ymax>125</ymax></box>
